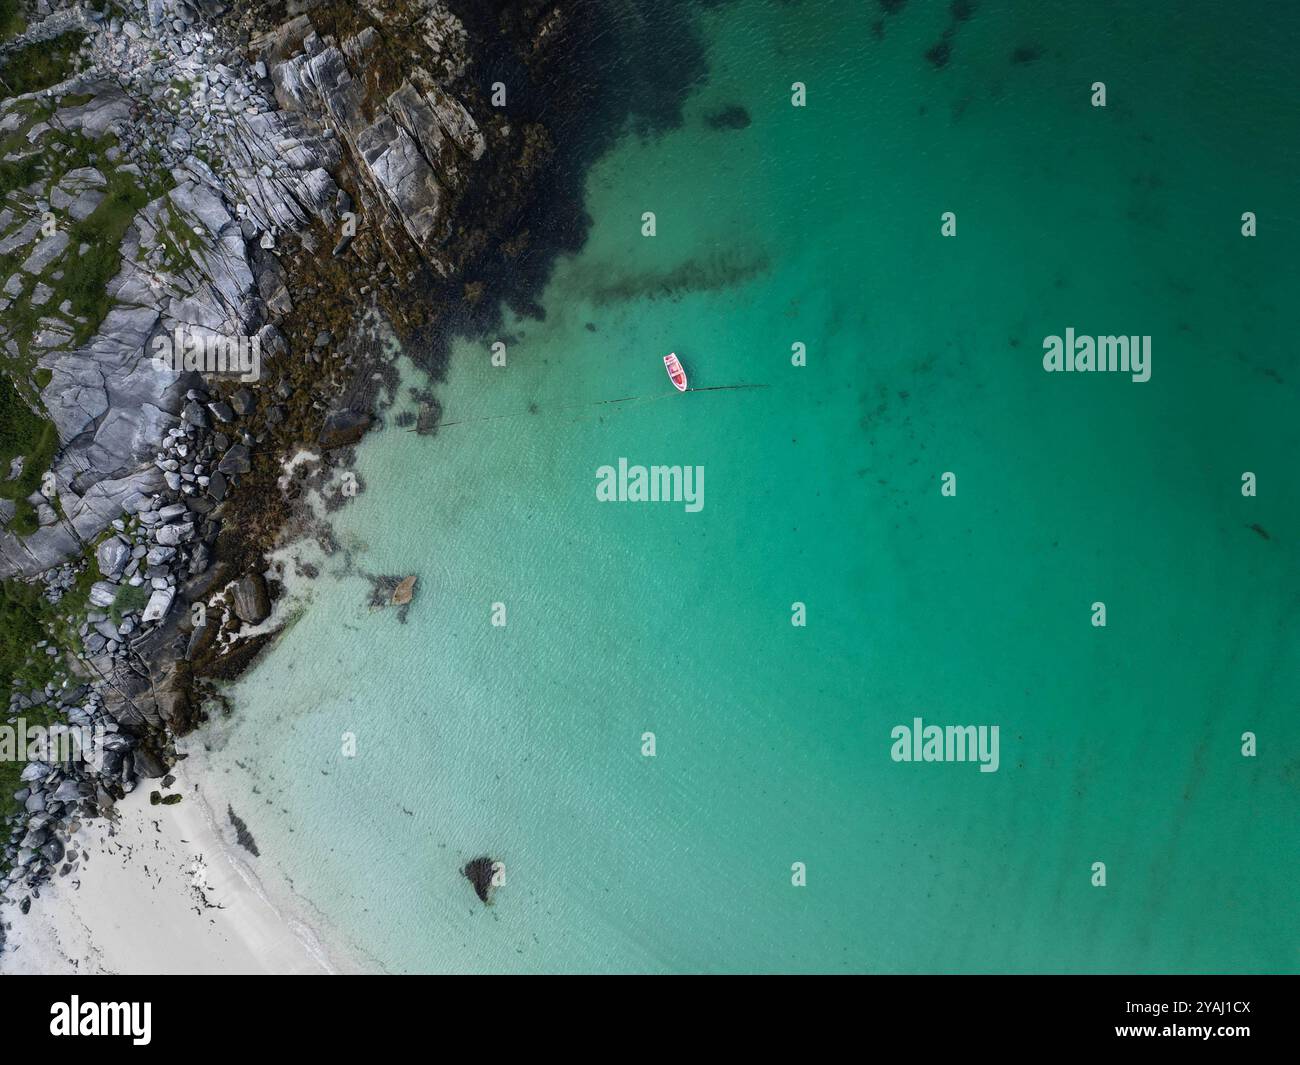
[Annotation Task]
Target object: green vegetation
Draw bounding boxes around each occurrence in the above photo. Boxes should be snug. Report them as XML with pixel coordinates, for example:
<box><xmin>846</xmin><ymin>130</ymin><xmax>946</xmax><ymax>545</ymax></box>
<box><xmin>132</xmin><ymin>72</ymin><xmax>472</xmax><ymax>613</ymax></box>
<box><xmin>0</xmin><ymin>0</ymin><xmax>25</xmax><ymax>43</ymax></box>
<box><xmin>158</xmin><ymin>198</ymin><xmax>202</xmax><ymax>275</ymax></box>
<box><xmin>108</xmin><ymin>582</ymin><xmax>149</xmax><ymax>625</ymax></box>
<box><xmin>0</xmin><ymin>373</ymin><xmax>58</xmax><ymax>536</ymax></box>
<box><xmin>0</xmin><ymin>699</ymin><xmax>60</xmax><ymax>821</ymax></box>
<box><xmin>0</xmin><ymin>31</ymin><xmax>85</xmax><ymax>98</ymax></box>
<box><xmin>0</xmin><ymin>578</ymin><xmax>55</xmax><ymax>705</ymax></box>
<box><xmin>43</xmin><ymin>544</ymin><xmax>99</xmax><ymax>651</ymax></box>
<box><xmin>0</xmin><ymin>97</ymin><xmax>49</xmax><ymax>154</ymax></box>
<box><xmin>0</xmin><ymin>543</ymin><xmax>100</xmax><ymax>821</ymax></box>
<box><xmin>0</xmin><ymin>116</ymin><xmax>176</xmax><ymax>543</ymax></box>
<box><xmin>0</xmin><ymin>577</ymin><xmax>61</xmax><ymax>820</ymax></box>
<box><xmin>0</xmin><ymin>127</ymin><xmax>158</xmax><ymax>377</ymax></box>
<box><xmin>64</xmin><ymin>167</ymin><xmax>150</xmax><ymax>346</ymax></box>
<box><xmin>0</xmin><ymin>150</ymin><xmax>41</xmax><ymax>199</ymax></box>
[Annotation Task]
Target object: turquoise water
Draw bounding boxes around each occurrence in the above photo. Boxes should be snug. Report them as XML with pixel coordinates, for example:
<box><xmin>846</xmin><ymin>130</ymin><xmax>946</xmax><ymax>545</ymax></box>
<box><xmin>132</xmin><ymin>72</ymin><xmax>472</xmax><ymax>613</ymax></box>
<box><xmin>208</xmin><ymin>0</ymin><xmax>1299</xmax><ymax>972</ymax></box>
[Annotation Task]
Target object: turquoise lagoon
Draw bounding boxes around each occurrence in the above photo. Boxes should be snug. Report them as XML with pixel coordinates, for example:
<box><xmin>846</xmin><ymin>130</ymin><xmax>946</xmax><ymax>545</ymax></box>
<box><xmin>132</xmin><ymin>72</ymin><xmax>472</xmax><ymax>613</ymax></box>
<box><xmin>204</xmin><ymin>1</ymin><xmax>1300</xmax><ymax>973</ymax></box>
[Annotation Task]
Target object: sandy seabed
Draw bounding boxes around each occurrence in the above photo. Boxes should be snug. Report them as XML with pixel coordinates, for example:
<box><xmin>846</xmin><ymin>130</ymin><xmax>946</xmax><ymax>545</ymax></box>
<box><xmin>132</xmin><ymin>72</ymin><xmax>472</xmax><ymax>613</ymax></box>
<box><xmin>0</xmin><ymin>743</ymin><xmax>366</xmax><ymax>975</ymax></box>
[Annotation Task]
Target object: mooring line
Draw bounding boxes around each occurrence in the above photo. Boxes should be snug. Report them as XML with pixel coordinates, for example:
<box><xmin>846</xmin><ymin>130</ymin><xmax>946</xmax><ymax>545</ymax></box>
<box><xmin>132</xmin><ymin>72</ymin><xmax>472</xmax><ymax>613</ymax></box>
<box><xmin>407</xmin><ymin>382</ymin><xmax>770</xmax><ymax>432</ymax></box>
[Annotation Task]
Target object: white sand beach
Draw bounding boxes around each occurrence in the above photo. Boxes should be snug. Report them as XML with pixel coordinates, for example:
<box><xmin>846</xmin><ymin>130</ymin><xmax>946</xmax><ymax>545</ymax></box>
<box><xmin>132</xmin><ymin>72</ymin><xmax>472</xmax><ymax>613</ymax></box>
<box><xmin>0</xmin><ymin>755</ymin><xmax>360</xmax><ymax>975</ymax></box>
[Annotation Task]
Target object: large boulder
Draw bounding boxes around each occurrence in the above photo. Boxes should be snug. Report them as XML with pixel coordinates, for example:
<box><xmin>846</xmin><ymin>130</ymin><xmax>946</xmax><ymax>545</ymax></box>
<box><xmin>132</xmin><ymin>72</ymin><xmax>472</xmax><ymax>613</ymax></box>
<box><xmin>391</xmin><ymin>575</ymin><xmax>417</xmax><ymax>605</ymax></box>
<box><xmin>318</xmin><ymin>409</ymin><xmax>371</xmax><ymax>449</ymax></box>
<box><xmin>142</xmin><ymin>586</ymin><xmax>176</xmax><ymax>624</ymax></box>
<box><xmin>231</xmin><ymin>572</ymin><xmax>270</xmax><ymax>625</ymax></box>
<box><xmin>96</xmin><ymin>535</ymin><xmax>131</xmax><ymax>578</ymax></box>
<box><xmin>133</xmin><ymin>747</ymin><xmax>168</xmax><ymax>779</ymax></box>
<box><xmin>88</xmin><ymin>581</ymin><xmax>119</xmax><ymax>608</ymax></box>
<box><xmin>356</xmin><ymin>116</ymin><xmax>447</xmax><ymax>247</ymax></box>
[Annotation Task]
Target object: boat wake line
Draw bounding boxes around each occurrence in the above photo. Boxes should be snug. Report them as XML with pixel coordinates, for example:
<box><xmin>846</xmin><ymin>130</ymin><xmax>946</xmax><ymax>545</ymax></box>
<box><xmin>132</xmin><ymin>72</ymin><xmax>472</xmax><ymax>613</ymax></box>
<box><xmin>407</xmin><ymin>382</ymin><xmax>770</xmax><ymax>433</ymax></box>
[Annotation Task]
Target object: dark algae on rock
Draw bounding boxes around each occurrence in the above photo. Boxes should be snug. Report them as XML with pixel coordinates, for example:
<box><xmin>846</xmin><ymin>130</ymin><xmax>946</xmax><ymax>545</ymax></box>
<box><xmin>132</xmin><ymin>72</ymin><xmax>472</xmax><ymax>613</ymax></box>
<box><xmin>461</xmin><ymin>855</ymin><xmax>497</xmax><ymax>904</ymax></box>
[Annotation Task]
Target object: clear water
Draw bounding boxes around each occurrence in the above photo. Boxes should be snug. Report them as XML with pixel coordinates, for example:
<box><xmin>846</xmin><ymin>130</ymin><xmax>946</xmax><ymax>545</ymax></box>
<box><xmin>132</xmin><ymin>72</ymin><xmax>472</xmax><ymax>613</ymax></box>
<box><xmin>205</xmin><ymin>0</ymin><xmax>1299</xmax><ymax>973</ymax></box>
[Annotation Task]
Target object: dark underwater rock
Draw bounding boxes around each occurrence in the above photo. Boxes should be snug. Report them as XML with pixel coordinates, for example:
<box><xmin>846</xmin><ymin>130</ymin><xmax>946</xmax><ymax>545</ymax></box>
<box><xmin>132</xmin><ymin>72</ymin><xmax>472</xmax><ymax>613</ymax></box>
<box><xmin>228</xmin><ymin>805</ymin><xmax>260</xmax><ymax>857</ymax></box>
<box><xmin>318</xmin><ymin>409</ymin><xmax>372</xmax><ymax>449</ymax></box>
<box><xmin>462</xmin><ymin>855</ymin><xmax>497</xmax><ymax>904</ymax></box>
<box><xmin>926</xmin><ymin>41</ymin><xmax>952</xmax><ymax>68</ymax></box>
<box><xmin>704</xmin><ymin>104</ymin><xmax>751</xmax><ymax>131</ymax></box>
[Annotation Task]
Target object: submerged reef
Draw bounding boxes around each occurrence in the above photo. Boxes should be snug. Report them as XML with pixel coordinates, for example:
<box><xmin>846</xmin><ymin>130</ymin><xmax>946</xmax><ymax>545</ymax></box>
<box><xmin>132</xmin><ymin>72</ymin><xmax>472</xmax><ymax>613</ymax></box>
<box><xmin>461</xmin><ymin>855</ymin><xmax>497</xmax><ymax>904</ymax></box>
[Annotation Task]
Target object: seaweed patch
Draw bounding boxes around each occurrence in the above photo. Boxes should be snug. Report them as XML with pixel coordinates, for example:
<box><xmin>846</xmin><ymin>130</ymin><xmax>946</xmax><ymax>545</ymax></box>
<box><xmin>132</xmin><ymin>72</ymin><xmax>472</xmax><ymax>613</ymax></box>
<box><xmin>926</xmin><ymin>40</ymin><xmax>953</xmax><ymax>69</ymax></box>
<box><xmin>704</xmin><ymin>104</ymin><xmax>752</xmax><ymax>131</ymax></box>
<box><xmin>577</xmin><ymin>249</ymin><xmax>771</xmax><ymax>305</ymax></box>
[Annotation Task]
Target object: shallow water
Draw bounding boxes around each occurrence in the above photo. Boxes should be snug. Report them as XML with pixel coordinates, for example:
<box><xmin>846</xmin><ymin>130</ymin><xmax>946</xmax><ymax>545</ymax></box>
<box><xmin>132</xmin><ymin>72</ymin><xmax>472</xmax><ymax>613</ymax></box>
<box><xmin>208</xmin><ymin>0</ymin><xmax>1299</xmax><ymax>973</ymax></box>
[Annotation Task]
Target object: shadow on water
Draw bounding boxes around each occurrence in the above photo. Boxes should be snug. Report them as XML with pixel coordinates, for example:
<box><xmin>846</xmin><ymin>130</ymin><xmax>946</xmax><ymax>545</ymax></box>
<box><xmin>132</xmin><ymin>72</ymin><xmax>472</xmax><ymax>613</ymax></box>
<box><xmin>407</xmin><ymin>0</ymin><xmax>723</xmax><ymax>374</ymax></box>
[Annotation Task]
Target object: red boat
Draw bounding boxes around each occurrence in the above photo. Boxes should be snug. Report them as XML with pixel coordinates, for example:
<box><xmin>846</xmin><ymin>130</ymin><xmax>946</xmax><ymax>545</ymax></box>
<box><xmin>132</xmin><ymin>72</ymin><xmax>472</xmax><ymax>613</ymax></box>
<box><xmin>664</xmin><ymin>352</ymin><xmax>688</xmax><ymax>391</ymax></box>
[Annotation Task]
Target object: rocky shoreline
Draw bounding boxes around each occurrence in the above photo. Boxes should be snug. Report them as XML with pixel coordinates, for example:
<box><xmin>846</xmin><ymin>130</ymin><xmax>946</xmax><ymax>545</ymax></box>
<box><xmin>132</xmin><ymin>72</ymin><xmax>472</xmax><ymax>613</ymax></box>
<box><xmin>0</xmin><ymin>0</ymin><xmax>595</xmax><ymax>930</ymax></box>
